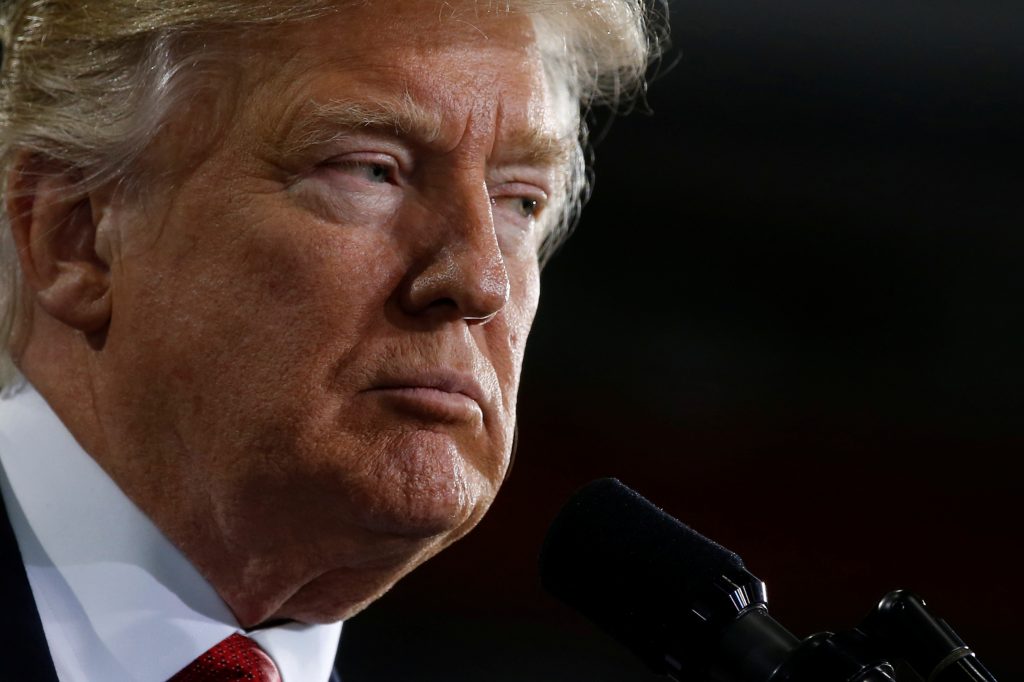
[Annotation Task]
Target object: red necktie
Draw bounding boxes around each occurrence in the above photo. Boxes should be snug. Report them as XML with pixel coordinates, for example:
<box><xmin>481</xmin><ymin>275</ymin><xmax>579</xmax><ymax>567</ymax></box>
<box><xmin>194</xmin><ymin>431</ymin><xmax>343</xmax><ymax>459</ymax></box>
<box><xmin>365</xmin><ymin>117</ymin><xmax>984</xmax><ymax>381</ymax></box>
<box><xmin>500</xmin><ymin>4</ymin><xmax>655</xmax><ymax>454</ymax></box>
<box><xmin>168</xmin><ymin>633</ymin><xmax>282</xmax><ymax>681</ymax></box>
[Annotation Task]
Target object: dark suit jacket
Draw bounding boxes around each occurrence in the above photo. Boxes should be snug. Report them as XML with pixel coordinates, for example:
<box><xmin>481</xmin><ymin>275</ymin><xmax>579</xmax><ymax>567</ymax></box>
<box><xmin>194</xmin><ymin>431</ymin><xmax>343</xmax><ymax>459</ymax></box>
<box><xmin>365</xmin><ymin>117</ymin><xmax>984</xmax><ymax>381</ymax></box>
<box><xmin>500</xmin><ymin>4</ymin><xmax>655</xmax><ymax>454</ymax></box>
<box><xmin>0</xmin><ymin>486</ymin><xmax>344</xmax><ymax>682</ymax></box>
<box><xmin>0</xmin><ymin>486</ymin><xmax>59</xmax><ymax>681</ymax></box>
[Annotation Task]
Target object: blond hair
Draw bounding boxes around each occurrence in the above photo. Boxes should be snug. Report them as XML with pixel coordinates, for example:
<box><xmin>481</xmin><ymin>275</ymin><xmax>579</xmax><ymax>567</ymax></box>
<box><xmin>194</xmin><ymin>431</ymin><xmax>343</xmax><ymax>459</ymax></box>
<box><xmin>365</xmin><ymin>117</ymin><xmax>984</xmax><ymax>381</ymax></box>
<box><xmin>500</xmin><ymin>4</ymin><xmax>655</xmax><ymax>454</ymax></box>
<box><xmin>0</xmin><ymin>0</ymin><xmax>666</xmax><ymax>384</ymax></box>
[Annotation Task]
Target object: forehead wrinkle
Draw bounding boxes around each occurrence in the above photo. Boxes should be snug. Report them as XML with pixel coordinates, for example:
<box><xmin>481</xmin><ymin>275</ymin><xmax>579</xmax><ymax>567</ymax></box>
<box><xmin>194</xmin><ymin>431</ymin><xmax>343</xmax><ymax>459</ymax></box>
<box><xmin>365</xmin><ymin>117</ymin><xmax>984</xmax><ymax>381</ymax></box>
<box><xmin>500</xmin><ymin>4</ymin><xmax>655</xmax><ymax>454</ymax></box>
<box><xmin>279</xmin><ymin>92</ymin><xmax>444</xmax><ymax>157</ymax></box>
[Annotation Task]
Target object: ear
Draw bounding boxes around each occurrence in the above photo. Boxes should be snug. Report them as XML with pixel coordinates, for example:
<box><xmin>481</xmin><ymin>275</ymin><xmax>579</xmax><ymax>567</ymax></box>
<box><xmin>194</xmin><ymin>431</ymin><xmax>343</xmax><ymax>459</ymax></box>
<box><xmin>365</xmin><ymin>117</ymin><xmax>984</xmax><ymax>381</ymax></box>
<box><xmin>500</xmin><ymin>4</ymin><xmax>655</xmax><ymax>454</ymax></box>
<box><xmin>6</xmin><ymin>152</ymin><xmax>112</xmax><ymax>334</ymax></box>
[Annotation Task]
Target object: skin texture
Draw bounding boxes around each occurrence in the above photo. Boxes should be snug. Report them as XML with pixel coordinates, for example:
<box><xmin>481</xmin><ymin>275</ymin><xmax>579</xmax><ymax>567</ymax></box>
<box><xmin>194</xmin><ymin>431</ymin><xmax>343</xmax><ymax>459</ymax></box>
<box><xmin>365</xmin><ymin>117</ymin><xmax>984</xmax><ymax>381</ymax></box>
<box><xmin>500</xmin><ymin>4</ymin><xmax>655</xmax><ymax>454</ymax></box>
<box><xmin>7</xmin><ymin>3</ymin><xmax>574</xmax><ymax>626</ymax></box>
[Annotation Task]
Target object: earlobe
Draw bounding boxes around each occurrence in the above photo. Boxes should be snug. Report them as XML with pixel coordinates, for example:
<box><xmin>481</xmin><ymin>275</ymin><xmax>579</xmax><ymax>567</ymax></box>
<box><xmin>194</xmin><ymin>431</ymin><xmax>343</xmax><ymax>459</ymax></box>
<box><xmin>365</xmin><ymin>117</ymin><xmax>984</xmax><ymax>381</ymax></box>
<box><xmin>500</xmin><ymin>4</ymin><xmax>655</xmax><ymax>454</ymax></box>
<box><xmin>6</xmin><ymin>153</ymin><xmax>113</xmax><ymax>335</ymax></box>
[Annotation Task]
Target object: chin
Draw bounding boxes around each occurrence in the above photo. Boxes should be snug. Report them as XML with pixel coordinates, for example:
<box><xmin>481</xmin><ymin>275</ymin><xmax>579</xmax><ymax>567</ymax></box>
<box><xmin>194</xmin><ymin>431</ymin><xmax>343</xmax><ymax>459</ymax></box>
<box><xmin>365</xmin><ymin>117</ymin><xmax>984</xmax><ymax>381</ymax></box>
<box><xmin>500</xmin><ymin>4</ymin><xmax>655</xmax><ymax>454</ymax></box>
<box><xmin>230</xmin><ymin>433</ymin><xmax>505</xmax><ymax>625</ymax></box>
<box><xmin>348</xmin><ymin>432</ymin><xmax>499</xmax><ymax>540</ymax></box>
<box><xmin>355</xmin><ymin>490</ymin><xmax>478</xmax><ymax>539</ymax></box>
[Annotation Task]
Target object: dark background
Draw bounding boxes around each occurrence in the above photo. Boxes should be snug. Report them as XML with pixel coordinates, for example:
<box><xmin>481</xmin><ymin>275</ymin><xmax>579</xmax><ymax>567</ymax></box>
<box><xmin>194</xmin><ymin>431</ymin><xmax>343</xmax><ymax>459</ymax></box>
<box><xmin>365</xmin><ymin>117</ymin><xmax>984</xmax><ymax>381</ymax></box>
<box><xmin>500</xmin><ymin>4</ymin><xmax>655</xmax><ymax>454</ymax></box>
<box><xmin>339</xmin><ymin>1</ymin><xmax>1023</xmax><ymax>679</ymax></box>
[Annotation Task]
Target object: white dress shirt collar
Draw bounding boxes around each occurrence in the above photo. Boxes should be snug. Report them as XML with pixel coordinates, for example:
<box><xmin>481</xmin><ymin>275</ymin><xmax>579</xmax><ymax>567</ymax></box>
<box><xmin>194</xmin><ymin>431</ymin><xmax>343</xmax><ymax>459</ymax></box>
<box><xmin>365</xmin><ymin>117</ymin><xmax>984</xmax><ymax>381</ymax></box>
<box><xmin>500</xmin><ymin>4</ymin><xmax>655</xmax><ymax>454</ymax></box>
<box><xmin>0</xmin><ymin>376</ymin><xmax>342</xmax><ymax>682</ymax></box>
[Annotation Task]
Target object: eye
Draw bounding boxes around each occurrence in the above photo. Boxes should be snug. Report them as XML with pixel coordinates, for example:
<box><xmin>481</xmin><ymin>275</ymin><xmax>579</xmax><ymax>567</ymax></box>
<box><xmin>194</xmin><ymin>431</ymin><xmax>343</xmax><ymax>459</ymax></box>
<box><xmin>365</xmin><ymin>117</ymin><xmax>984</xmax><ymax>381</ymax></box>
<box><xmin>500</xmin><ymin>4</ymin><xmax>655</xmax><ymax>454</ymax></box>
<box><xmin>516</xmin><ymin>197</ymin><xmax>540</xmax><ymax>218</ymax></box>
<box><xmin>328</xmin><ymin>160</ymin><xmax>393</xmax><ymax>184</ymax></box>
<box><xmin>489</xmin><ymin>186</ymin><xmax>546</xmax><ymax>224</ymax></box>
<box><xmin>363</xmin><ymin>163</ymin><xmax>391</xmax><ymax>183</ymax></box>
<box><xmin>315</xmin><ymin>152</ymin><xmax>401</xmax><ymax>187</ymax></box>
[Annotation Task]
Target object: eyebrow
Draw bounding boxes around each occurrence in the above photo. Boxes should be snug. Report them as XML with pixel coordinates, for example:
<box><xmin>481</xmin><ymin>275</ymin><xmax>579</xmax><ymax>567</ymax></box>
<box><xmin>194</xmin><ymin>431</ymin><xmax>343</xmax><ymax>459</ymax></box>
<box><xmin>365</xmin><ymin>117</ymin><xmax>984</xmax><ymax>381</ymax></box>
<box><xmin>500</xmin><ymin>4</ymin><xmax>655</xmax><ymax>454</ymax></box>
<box><xmin>278</xmin><ymin>93</ymin><xmax>573</xmax><ymax>170</ymax></box>
<box><xmin>280</xmin><ymin>94</ymin><xmax>442</xmax><ymax>156</ymax></box>
<box><xmin>499</xmin><ymin>126</ymin><xmax>574</xmax><ymax>169</ymax></box>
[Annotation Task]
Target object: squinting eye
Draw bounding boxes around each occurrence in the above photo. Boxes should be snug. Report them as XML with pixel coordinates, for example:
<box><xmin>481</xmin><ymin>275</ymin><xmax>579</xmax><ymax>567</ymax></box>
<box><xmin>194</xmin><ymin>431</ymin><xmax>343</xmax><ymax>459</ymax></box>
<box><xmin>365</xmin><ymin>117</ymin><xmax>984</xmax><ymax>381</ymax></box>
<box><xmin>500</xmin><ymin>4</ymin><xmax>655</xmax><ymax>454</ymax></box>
<box><xmin>322</xmin><ymin>159</ymin><xmax>394</xmax><ymax>184</ymax></box>
<box><xmin>518</xmin><ymin>198</ymin><xmax>539</xmax><ymax>218</ymax></box>
<box><xmin>492</xmin><ymin>195</ymin><xmax>542</xmax><ymax>220</ymax></box>
<box><xmin>365</xmin><ymin>164</ymin><xmax>390</xmax><ymax>183</ymax></box>
<box><xmin>346</xmin><ymin>162</ymin><xmax>390</xmax><ymax>183</ymax></box>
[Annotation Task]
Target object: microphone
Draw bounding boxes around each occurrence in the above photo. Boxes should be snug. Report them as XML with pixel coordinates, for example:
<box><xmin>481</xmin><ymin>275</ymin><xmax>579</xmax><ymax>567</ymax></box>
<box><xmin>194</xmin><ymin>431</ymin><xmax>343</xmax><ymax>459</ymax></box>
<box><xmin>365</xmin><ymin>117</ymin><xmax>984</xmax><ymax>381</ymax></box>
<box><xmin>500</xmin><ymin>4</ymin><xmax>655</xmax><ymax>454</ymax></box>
<box><xmin>539</xmin><ymin>477</ymin><xmax>801</xmax><ymax>681</ymax></box>
<box><xmin>539</xmin><ymin>478</ymin><xmax>997</xmax><ymax>682</ymax></box>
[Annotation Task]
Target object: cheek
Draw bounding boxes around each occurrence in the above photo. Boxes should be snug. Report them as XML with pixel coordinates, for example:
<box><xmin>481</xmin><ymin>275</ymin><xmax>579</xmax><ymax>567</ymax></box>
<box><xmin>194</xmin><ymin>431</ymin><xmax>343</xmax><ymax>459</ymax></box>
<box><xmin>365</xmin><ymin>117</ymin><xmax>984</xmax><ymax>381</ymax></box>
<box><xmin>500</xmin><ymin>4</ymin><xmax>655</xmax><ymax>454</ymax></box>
<box><xmin>116</xmin><ymin>195</ymin><xmax>401</xmax><ymax>409</ymax></box>
<box><xmin>488</xmin><ymin>256</ymin><xmax>540</xmax><ymax>409</ymax></box>
<box><xmin>222</xmin><ymin>200</ymin><xmax>396</xmax><ymax>323</ymax></box>
<box><xmin>508</xmin><ymin>257</ymin><xmax>541</xmax><ymax>355</ymax></box>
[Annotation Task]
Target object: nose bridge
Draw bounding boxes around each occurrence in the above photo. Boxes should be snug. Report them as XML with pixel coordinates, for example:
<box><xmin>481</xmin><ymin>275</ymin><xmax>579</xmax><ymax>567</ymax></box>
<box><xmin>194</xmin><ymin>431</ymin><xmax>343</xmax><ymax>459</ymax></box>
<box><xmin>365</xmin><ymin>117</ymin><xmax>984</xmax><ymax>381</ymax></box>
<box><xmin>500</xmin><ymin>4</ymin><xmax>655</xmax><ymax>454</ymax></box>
<box><xmin>402</xmin><ymin>161</ymin><xmax>510</xmax><ymax>322</ymax></box>
<box><xmin>452</xmin><ymin>170</ymin><xmax>509</xmax><ymax>299</ymax></box>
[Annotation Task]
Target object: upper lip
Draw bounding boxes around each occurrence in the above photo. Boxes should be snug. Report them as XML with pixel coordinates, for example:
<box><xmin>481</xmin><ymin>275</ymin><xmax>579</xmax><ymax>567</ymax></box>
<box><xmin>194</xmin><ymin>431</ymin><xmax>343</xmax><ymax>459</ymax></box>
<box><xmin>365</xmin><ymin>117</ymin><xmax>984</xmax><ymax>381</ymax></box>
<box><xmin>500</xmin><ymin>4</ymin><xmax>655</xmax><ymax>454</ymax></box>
<box><xmin>368</xmin><ymin>370</ymin><xmax>487</xmax><ymax>407</ymax></box>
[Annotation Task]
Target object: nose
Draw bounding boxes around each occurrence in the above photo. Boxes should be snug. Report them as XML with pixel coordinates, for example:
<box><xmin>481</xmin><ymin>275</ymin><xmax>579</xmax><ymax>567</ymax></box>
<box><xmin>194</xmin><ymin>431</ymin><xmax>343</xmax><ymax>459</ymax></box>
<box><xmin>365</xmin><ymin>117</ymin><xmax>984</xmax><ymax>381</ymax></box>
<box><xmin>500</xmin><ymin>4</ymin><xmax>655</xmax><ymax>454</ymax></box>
<box><xmin>398</xmin><ymin>179</ymin><xmax>510</xmax><ymax>324</ymax></box>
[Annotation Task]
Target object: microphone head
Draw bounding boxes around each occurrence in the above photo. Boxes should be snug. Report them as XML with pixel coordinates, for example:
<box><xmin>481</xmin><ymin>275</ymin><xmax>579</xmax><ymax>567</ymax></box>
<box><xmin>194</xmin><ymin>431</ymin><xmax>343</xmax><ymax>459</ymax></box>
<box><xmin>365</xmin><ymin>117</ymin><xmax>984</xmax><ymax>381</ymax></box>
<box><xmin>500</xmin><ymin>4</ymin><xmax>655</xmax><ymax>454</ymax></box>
<box><xmin>539</xmin><ymin>478</ymin><xmax>754</xmax><ymax>676</ymax></box>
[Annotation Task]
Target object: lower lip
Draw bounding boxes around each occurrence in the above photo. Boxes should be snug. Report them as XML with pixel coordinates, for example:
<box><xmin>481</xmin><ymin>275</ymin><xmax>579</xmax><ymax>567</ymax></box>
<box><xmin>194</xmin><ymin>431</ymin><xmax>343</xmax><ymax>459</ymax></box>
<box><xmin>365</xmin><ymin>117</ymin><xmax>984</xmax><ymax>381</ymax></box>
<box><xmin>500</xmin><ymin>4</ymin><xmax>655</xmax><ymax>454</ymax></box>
<box><xmin>368</xmin><ymin>387</ymin><xmax>483</xmax><ymax>423</ymax></box>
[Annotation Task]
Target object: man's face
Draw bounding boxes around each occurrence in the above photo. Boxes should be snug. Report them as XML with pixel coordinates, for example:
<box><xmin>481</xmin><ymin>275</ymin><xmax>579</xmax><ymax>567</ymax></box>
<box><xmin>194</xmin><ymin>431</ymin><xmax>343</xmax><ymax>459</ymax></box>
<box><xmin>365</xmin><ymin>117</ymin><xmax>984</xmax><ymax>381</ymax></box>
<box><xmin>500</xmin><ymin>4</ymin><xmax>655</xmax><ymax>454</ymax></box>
<box><xmin>93</xmin><ymin>3</ymin><xmax>571</xmax><ymax>625</ymax></box>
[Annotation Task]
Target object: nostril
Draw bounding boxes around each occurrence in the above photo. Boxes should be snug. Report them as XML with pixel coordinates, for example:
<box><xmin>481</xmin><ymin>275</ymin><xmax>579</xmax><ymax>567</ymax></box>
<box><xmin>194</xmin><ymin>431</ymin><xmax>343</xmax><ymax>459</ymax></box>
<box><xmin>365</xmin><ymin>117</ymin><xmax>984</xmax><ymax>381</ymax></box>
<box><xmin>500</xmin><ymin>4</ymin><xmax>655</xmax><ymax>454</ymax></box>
<box><xmin>428</xmin><ymin>297</ymin><xmax>458</xmax><ymax>311</ymax></box>
<box><xmin>422</xmin><ymin>297</ymin><xmax>498</xmax><ymax>324</ymax></box>
<box><xmin>464</xmin><ymin>310</ymin><xmax>499</xmax><ymax>325</ymax></box>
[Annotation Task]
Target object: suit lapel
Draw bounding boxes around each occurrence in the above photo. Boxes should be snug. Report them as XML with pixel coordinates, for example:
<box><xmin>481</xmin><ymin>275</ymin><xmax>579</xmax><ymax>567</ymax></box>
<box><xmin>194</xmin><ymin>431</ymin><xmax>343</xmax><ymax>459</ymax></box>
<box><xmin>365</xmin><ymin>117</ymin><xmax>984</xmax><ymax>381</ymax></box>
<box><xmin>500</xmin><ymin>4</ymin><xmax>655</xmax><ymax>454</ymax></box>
<box><xmin>0</xmin><ymin>487</ymin><xmax>60</xmax><ymax>682</ymax></box>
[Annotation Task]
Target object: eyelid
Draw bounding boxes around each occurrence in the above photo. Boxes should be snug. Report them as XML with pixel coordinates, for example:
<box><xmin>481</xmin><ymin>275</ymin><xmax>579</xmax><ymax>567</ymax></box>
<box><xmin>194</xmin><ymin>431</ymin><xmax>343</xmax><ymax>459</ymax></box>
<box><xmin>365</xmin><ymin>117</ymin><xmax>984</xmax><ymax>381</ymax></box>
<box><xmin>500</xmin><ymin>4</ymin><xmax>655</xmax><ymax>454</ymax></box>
<box><xmin>324</xmin><ymin>150</ymin><xmax>399</xmax><ymax>167</ymax></box>
<box><xmin>489</xmin><ymin>180</ymin><xmax>549</xmax><ymax>205</ymax></box>
<box><xmin>488</xmin><ymin>164</ymin><xmax>555</xmax><ymax>194</ymax></box>
<box><xmin>320</xmin><ymin>151</ymin><xmax>405</xmax><ymax>184</ymax></box>
<box><xmin>316</xmin><ymin>130</ymin><xmax>413</xmax><ymax>172</ymax></box>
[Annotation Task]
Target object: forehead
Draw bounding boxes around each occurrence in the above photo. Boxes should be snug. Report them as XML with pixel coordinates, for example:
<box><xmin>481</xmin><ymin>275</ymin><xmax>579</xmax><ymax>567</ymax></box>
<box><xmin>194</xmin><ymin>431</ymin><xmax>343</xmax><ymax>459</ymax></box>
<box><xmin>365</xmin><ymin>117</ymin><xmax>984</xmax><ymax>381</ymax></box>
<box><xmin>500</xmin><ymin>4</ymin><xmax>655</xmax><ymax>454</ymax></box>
<box><xmin>237</xmin><ymin>2</ymin><xmax>576</xmax><ymax>156</ymax></box>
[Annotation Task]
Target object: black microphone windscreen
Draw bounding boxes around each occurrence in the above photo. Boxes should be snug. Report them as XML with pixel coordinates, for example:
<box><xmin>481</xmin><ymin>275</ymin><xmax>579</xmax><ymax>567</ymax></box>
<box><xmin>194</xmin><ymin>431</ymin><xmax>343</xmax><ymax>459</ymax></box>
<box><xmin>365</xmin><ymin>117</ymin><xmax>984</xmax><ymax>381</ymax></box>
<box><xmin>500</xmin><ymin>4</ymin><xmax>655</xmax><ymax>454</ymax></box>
<box><xmin>539</xmin><ymin>478</ymin><xmax>748</xmax><ymax>673</ymax></box>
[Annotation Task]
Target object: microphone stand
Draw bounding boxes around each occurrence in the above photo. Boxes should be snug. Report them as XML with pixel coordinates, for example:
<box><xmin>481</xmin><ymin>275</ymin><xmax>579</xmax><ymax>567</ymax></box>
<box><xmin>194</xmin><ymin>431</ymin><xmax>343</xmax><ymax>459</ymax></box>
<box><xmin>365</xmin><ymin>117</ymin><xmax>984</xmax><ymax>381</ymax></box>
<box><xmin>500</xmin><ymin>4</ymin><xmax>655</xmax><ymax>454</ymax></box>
<box><xmin>538</xmin><ymin>479</ymin><xmax>1000</xmax><ymax>682</ymax></box>
<box><xmin>694</xmin><ymin>571</ymin><xmax>998</xmax><ymax>682</ymax></box>
<box><xmin>857</xmin><ymin>590</ymin><xmax>998</xmax><ymax>682</ymax></box>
